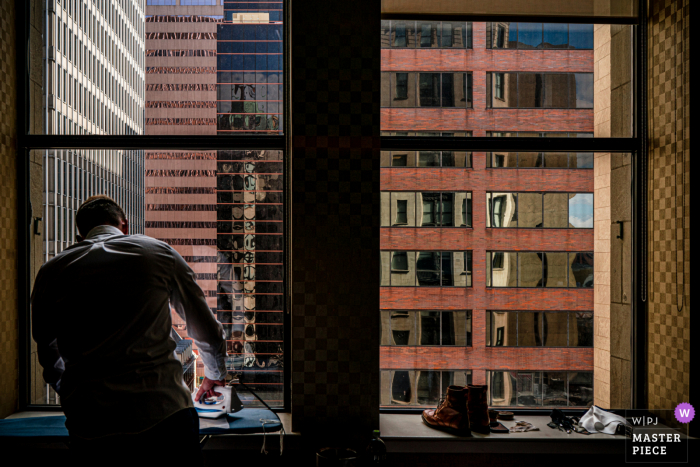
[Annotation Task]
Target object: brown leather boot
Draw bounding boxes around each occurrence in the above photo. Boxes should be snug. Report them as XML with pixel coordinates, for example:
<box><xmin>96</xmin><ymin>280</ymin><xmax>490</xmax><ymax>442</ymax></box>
<box><xmin>467</xmin><ymin>384</ymin><xmax>491</xmax><ymax>434</ymax></box>
<box><xmin>421</xmin><ymin>385</ymin><xmax>471</xmax><ymax>436</ymax></box>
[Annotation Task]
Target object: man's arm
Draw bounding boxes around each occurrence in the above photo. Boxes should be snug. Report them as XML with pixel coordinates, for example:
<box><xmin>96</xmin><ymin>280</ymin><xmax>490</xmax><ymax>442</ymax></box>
<box><xmin>31</xmin><ymin>265</ymin><xmax>65</xmax><ymax>394</ymax></box>
<box><xmin>168</xmin><ymin>248</ymin><xmax>227</xmax><ymax>386</ymax></box>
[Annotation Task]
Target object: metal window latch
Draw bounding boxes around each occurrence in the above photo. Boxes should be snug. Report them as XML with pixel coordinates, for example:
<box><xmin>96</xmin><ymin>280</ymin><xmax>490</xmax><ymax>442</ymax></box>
<box><xmin>616</xmin><ymin>220</ymin><xmax>623</xmax><ymax>239</ymax></box>
<box><xmin>33</xmin><ymin>217</ymin><xmax>42</xmax><ymax>236</ymax></box>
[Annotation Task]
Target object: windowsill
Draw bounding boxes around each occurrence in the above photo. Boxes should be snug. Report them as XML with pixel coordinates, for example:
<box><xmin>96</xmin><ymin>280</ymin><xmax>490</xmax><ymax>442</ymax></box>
<box><xmin>379</xmin><ymin>414</ymin><xmax>630</xmax><ymax>454</ymax></box>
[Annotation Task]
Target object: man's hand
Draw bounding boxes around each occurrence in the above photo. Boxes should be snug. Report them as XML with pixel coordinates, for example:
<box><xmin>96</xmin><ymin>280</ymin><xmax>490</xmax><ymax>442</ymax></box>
<box><xmin>194</xmin><ymin>376</ymin><xmax>227</xmax><ymax>403</ymax></box>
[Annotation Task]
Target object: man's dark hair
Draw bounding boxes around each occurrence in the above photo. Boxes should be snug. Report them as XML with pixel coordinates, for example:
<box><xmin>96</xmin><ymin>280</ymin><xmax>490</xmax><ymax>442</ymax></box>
<box><xmin>76</xmin><ymin>195</ymin><xmax>126</xmax><ymax>237</ymax></box>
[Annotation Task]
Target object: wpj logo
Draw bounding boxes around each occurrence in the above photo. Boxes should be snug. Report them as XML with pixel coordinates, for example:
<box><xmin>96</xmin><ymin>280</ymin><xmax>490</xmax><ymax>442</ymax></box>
<box><xmin>625</xmin><ymin>406</ymin><xmax>690</xmax><ymax>463</ymax></box>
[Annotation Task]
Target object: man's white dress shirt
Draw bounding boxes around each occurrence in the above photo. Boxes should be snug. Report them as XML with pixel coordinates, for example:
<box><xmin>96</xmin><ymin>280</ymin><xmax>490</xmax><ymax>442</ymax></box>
<box><xmin>31</xmin><ymin>225</ymin><xmax>227</xmax><ymax>439</ymax></box>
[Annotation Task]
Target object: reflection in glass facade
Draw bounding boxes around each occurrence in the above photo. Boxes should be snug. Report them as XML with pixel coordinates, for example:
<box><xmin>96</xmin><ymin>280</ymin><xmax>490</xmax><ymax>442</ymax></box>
<box><xmin>381</xmin><ymin>311</ymin><xmax>472</xmax><ymax>346</ymax></box>
<box><xmin>381</xmin><ymin>192</ymin><xmax>472</xmax><ymax>227</ymax></box>
<box><xmin>486</xmin><ymin>251</ymin><xmax>593</xmax><ymax>288</ymax></box>
<box><xmin>486</xmin><ymin>192</ymin><xmax>593</xmax><ymax>229</ymax></box>
<box><xmin>381</xmin><ymin>251</ymin><xmax>472</xmax><ymax>287</ymax></box>
<box><xmin>143</xmin><ymin>1</ymin><xmax>284</xmax><ymax>407</ymax></box>
<box><xmin>381</xmin><ymin>370</ymin><xmax>472</xmax><ymax>407</ymax></box>
<box><xmin>487</xmin><ymin>311</ymin><xmax>592</xmax><ymax>347</ymax></box>
<box><xmin>487</xmin><ymin>370</ymin><xmax>593</xmax><ymax>408</ymax></box>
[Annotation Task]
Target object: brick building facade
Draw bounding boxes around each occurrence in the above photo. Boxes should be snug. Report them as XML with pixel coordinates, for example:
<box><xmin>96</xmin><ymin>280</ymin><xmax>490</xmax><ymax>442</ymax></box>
<box><xmin>380</xmin><ymin>21</ymin><xmax>595</xmax><ymax>408</ymax></box>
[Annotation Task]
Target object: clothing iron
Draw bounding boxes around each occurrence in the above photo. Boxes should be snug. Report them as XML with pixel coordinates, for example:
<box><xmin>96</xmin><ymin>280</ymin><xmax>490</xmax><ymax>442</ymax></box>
<box><xmin>193</xmin><ymin>385</ymin><xmax>243</xmax><ymax>419</ymax></box>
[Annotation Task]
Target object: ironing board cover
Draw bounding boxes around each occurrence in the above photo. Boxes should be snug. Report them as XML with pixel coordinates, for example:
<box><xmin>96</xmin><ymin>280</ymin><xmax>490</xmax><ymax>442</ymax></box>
<box><xmin>0</xmin><ymin>408</ymin><xmax>282</xmax><ymax>439</ymax></box>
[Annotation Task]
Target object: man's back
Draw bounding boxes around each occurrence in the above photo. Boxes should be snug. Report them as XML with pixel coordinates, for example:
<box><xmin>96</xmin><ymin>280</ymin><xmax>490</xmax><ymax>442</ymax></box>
<box><xmin>32</xmin><ymin>225</ymin><xmax>226</xmax><ymax>439</ymax></box>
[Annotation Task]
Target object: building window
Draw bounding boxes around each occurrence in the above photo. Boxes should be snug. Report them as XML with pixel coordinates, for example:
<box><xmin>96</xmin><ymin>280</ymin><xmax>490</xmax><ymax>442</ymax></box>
<box><xmin>486</xmin><ymin>251</ymin><xmax>593</xmax><ymax>288</ymax></box>
<box><xmin>381</xmin><ymin>370</ymin><xmax>472</xmax><ymax>407</ymax></box>
<box><xmin>487</xmin><ymin>370</ymin><xmax>593</xmax><ymax>407</ymax></box>
<box><xmin>487</xmin><ymin>192</ymin><xmax>593</xmax><ymax>229</ymax></box>
<box><xmin>381</xmin><ymin>251</ymin><xmax>472</xmax><ymax>287</ymax></box>
<box><xmin>381</xmin><ymin>311</ymin><xmax>472</xmax><ymax>346</ymax></box>
<box><xmin>487</xmin><ymin>72</ymin><xmax>593</xmax><ymax>109</ymax></box>
<box><xmin>395</xmin><ymin>72</ymin><xmax>408</xmax><ymax>100</ymax></box>
<box><xmin>382</xmin><ymin>72</ymin><xmax>473</xmax><ymax>108</ymax></box>
<box><xmin>487</xmin><ymin>23</ymin><xmax>594</xmax><ymax>49</ymax></box>
<box><xmin>382</xmin><ymin>21</ymin><xmax>472</xmax><ymax>49</ymax></box>
<box><xmin>381</xmin><ymin>192</ymin><xmax>472</xmax><ymax>227</ymax></box>
<box><xmin>487</xmin><ymin>311</ymin><xmax>593</xmax><ymax>347</ymax></box>
<box><xmin>486</xmin><ymin>132</ymin><xmax>594</xmax><ymax>169</ymax></box>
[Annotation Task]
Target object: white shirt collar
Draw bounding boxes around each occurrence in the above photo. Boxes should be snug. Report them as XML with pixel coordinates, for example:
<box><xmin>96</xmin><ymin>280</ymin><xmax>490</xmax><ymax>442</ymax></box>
<box><xmin>85</xmin><ymin>225</ymin><xmax>125</xmax><ymax>240</ymax></box>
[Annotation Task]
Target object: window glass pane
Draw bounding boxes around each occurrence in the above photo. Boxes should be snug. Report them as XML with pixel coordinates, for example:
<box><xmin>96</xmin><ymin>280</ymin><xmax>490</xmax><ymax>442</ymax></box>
<box><xmin>440</xmin><ymin>251</ymin><xmax>454</xmax><ymax>286</ymax></box>
<box><xmin>544</xmin><ymin>74</ymin><xmax>571</xmax><ymax>108</ymax></box>
<box><xmin>391</xmin><ymin>192</ymin><xmax>416</xmax><ymax>226</ymax></box>
<box><xmin>441</xmin><ymin>22</ymin><xmax>453</xmax><ymax>47</ymax></box>
<box><xmin>390</xmin><ymin>251</ymin><xmax>416</xmax><ymax>286</ymax></box>
<box><xmin>570</xmin><ymin>312</ymin><xmax>593</xmax><ymax>346</ymax></box>
<box><xmin>417</xmin><ymin>151</ymin><xmax>440</xmax><ymax>167</ymax></box>
<box><xmin>570</xmin><ymin>252</ymin><xmax>594</xmax><ymax>288</ymax></box>
<box><xmin>417</xmin><ymin>252</ymin><xmax>441</xmax><ymax>286</ymax></box>
<box><xmin>380</xmin><ymin>311</ymin><xmax>393</xmax><ymax>345</ymax></box>
<box><xmin>452</xmin><ymin>311</ymin><xmax>469</xmax><ymax>346</ymax></box>
<box><xmin>573</xmin><ymin>73</ymin><xmax>594</xmax><ymax>108</ymax></box>
<box><xmin>419</xmin><ymin>311</ymin><xmax>441</xmax><ymax>344</ymax></box>
<box><xmin>568</xmin><ymin>24</ymin><xmax>594</xmax><ymax>50</ymax></box>
<box><xmin>390</xmin><ymin>311</ymin><xmax>417</xmax><ymax>345</ymax></box>
<box><xmin>441</xmin><ymin>193</ymin><xmax>455</xmax><ymax>226</ymax></box>
<box><xmin>417</xmin><ymin>192</ymin><xmax>440</xmax><ymax>225</ymax></box>
<box><xmin>419</xmin><ymin>73</ymin><xmax>441</xmax><ymax>106</ymax></box>
<box><xmin>517</xmin><ymin>23</ymin><xmax>542</xmax><ymax>49</ymax></box>
<box><xmin>417</xmin><ymin>370</ymin><xmax>441</xmax><ymax>406</ymax></box>
<box><xmin>518</xmin><ymin>192</ymin><xmax>543</xmax><ymax>228</ymax></box>
<box><xmin>489</xmin><ymin>371</ymin><xmax>517</xmax><ymax>406</ymax></box>
<box><xmin>391</xmin><ymin>72</ymin><xmax>417</xmax><ymax>107</ymax></box>
<box><xmin>390</xmin><ymin>370</ymin><xmax>414</xmax><ymax>404</ymax></box>
<box><xmin>543</xmin><ymin>313</ymin><xmax>568</xmax><ymax>347</ymax></box>
<box><xmin>568</xmin><ymin>372</ymin><xmax>594</xmax><ymax>407</ymax></box>
<box><xmin>489</xmin><ymin>193</ymin><xmax>517</xmax><ymax>227</ymax></box>
<box><xmin>491</xmin><ymin>252</ymin><xmax>518</xmax><ymax>287</ymax></box>
<box><xmin>417</xmin><ymin>21</ymin><xmax>438</xmax><ymax>48</ymax></box>
<box><xmin>518</xmin><ymin>152</ymin><xmax>543</xmax><ymax>168</ymax></box>
<box><xmin>543</xmin><ymin>23</ymin><xmax>568</xmax><ymax>49</ymax></box>
<box><xmin>543</xmin><ymin>193</ymin><xmax>569</xmax><ymax>228</ymax></box>
<box><xmin>441</xmin><ymin>73</ymin><xmax>455</xmax><ymax>107</ymax></box>
<box><xmin>441</xmin><ymin>312</ymin><xmax>456</xmax><ymax>345</ymax></box>
<box><xmin>457</xmin><ymin>192</ymin><xmax>471</xmax><ymax>226</ymax></box>
<box><xmin>518</xmin><ymin>372</ymin><xmax>543</xmax><ymax>406</ymax></box>
<box><xmin>519</xmin><ymin>252</ymin><xmax>543</xmax><ymax>287</ymax></box>
<box><xmin>544</xmin><ymin>252</ymin><xmax>569</xmax><ymax>287</ymax></box>
<box><xmin>393</xmin><ymin>21</ymin><xmax>408</xmax><ymax>47</ymax></box>
<box><xmin>569</xmin><ymin>193</ymin><xmax>594</xmax><ymax>228</ymax></box>
<box><xmin>518</xmin><ymin>73</ymin><xmax>545</xmax><ymax>108</ymax></box>
<box><xmin>491</xmin><ymin>312</ymin><xmax>517</xmax><ymax>346</ymax></box>
<box><xmin>543</xmin><ymin>372</ymin><xmax>568</xmax><ymax>406</ymax></box>
<box><xmin>464</xmin><ymin>251</ymin><xmax>472</xmax><ymax>287</ymax></box>
<box><xmin>381</xmin><ymin>20</ymin><xmax>391</xmax><ymax>47</ymax></box>
<box><xmin>395</xmin><ymin>73</ymin><xmax>409</xmax><ymax>100</ymax></box>
<box><xmin>380</xmin><ymin>192</ymin><xmax>391</xmax><ymax>226</ymax></box>
<box><xmin>518</xmin><ymin>312</ymin><xmax>541</xmax><ymax>346</ymax></box>
<box><xmin>380</xmin><ymin>251</ymin><xmax>391</xmax><ymax>286</ymax></box>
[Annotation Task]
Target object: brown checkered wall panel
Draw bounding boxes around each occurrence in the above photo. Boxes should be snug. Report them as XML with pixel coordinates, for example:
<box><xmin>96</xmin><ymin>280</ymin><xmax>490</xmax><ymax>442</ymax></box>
<box><xmin>0</xmin><ymin>0</ymin><xmax>19</xmax><ymax>418</ymax></box>
<box><xmin>291</xmin><ymin>1</ymin><xmax>381</xmax><ymax>436</ymax></box>
<box><xmin>647</xmin><ymin>0</ymin><xmax>690</xmax><ymax>413</ymax></box>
